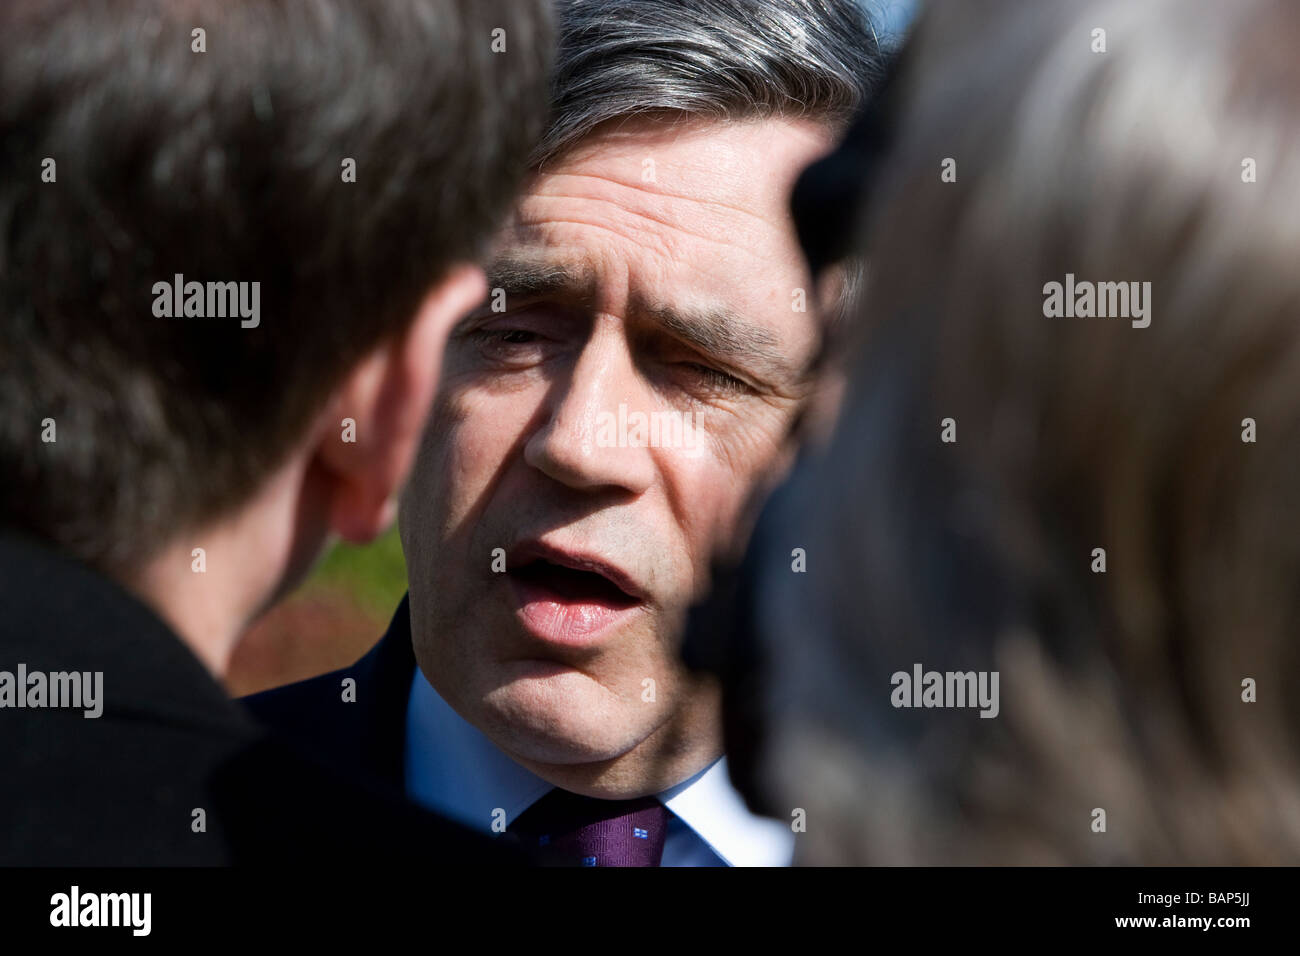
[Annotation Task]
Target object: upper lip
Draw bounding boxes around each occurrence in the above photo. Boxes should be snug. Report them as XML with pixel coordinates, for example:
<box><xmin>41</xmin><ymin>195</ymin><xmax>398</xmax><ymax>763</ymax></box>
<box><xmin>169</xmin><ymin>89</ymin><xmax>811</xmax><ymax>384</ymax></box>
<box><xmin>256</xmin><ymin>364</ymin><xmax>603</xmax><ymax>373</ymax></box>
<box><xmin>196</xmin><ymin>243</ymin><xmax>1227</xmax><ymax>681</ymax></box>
<box><xmin>505</xmin><ymin>539</ymin><xmax>649</xmax><ymax>604</ymax></box>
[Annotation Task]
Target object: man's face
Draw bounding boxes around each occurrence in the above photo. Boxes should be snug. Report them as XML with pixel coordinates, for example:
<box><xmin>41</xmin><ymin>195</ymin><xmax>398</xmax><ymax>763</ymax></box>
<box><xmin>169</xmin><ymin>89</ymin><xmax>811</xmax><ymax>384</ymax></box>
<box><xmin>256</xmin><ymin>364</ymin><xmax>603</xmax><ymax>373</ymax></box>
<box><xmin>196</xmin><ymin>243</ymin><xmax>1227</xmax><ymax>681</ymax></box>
<box><xmin>401</xmin><ymin>116</ymin><xmax>832</xmax><ymax>794</ymax></box>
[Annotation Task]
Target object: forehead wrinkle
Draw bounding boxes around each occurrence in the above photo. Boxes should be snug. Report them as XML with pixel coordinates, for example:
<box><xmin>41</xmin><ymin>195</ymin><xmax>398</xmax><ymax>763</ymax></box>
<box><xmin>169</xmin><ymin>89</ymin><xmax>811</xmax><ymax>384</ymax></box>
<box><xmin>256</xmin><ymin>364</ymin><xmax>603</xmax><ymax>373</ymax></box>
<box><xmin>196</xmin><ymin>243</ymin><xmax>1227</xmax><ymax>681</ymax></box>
<box><xmin>533</xmin><ymin>169</ymin><xmax>782</xmax><ymax>234</ymax></box>
<box><xmin>521</xmin><ymin>192</ymin><xmax>774</xmax><ymax>261</ymax></box>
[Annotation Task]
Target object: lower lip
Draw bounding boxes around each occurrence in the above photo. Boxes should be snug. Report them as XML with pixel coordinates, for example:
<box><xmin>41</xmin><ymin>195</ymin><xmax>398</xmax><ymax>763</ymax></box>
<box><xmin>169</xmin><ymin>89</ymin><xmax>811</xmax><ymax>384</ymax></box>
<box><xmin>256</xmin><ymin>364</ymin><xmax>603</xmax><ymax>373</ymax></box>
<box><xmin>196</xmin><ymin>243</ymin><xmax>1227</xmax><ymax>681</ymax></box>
<box><xmin>506</xmin><ymin>576</ymin><xmax>642</xmax><ymax>646</ymax></box>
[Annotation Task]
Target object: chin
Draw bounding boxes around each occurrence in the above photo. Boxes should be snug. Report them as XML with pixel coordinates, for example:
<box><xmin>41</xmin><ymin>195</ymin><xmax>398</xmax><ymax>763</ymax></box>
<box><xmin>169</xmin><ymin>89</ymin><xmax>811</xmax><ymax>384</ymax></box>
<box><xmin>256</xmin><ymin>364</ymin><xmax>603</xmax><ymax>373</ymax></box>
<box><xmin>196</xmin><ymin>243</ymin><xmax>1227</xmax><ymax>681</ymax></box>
<box><xmin>479</xmin><ymin>678</ymin><xmax>655</xmax><ymax>767</ymax></box>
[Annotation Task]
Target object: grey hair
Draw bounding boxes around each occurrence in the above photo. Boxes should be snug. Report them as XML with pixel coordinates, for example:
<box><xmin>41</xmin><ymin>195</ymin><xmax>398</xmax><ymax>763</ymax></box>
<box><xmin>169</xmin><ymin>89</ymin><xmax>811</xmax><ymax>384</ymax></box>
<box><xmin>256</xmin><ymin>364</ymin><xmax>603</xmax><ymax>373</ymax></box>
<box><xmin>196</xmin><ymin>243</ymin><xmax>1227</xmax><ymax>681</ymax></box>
<box><xmin>533</xmin><ymin>0</ymin><xmax>885</xmax><ymax>167</ymax></box>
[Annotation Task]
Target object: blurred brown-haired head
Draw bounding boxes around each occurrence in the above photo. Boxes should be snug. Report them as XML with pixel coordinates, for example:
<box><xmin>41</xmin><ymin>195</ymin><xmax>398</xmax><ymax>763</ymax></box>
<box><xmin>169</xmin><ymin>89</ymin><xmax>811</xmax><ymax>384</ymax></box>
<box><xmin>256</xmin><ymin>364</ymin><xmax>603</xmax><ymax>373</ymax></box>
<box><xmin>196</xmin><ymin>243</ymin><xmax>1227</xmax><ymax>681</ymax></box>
<box><xmin>725</xmin><ymin>0</ymin><xmax>1300</xmax><ymax>864</ymax></box>
<box><xmin>0</xmin><ymin>0</ymin><xmax>552</xmax><ymax>574</ymax></box>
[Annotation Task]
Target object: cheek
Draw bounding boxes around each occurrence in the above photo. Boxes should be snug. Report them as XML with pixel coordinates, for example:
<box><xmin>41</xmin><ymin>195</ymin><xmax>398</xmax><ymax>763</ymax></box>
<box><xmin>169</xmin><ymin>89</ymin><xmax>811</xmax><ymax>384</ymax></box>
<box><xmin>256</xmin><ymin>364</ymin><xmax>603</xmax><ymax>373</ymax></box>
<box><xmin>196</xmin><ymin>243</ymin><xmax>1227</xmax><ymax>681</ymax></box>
<box><xmin>662</xmin><ymin>411</ymin><xmax>796</xmax><ymax>577</ymax></box>
<box><xmin>428</xmin><ymin>387</ymin><xmax>540</xmax><ymax>519</ymax></box>
<box><xmin>698</xmin><ymin>403</ymin><xmax>793</xmax><ymax>491</ymax></box>
<box><xmin>657</xmin><ymin>455</ymin><xmax>752</xmax><ymax>589</ymax></box>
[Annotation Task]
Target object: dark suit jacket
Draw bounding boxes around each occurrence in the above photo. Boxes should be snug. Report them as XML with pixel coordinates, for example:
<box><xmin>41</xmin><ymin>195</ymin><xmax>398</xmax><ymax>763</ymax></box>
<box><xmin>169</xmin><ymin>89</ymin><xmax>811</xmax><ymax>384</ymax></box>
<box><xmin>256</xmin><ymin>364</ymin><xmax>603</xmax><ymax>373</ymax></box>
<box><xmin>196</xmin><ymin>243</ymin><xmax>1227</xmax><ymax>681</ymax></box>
<box><xmin>242</xmin><ymin>594</ymin><xmax>420</xmax><ymax>796</ymax></box>
<box><xmin>0</xmin><ymin>534</ymin><xmax>515</xmax><ymax>866</ymax></box>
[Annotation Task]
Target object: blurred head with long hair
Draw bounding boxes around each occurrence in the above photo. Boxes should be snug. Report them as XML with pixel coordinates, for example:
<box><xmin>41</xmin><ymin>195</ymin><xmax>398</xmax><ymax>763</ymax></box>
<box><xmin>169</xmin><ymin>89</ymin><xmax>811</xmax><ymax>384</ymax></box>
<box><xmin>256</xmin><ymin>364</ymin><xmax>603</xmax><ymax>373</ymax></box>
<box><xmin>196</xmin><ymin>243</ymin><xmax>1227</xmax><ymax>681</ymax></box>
<box><xmin>713</xmin><ymin>0</ymin><xmax>1300</xmax><ymax>864</ymax></box>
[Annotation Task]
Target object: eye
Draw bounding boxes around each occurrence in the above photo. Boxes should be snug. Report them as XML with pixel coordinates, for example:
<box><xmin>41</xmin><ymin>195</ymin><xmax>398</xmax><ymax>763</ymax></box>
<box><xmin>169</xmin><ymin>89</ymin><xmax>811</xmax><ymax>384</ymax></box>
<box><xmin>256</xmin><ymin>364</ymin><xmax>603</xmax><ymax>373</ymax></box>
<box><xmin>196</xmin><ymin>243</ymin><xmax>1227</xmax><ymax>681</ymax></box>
<box><xmin>461</xmin><ymin>323</ymin><xmax>554</xmax><ymax>367</ymax></box>
<box><xmin>483</xmin><ymin>329</ymin><xmax>539</xmax><ymax>345</ymax></box>
<box><xmin>677</xmin><ymin>361</ymin><xmax>750</xmax><ymax>394</ymax></box>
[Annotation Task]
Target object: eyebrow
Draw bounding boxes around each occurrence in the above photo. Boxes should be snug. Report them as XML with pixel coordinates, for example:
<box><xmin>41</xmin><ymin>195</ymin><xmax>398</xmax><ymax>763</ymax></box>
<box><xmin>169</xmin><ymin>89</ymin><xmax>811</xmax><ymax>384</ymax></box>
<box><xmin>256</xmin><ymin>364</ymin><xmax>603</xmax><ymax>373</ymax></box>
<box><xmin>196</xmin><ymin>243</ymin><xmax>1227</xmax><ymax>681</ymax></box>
<box><xmin>485</xmin><ymin>253</ymin><xmax>796</xmax><ymax>384</ymax></box>
<box><xmin>486</xmin><ymin>254</ymin><xmax>595</xmax><ymax>301</ymax></box>
<box><xmin>637</xmin><ymin>301</ymin><xmax>791</xmax><ymax>383</ymax></box>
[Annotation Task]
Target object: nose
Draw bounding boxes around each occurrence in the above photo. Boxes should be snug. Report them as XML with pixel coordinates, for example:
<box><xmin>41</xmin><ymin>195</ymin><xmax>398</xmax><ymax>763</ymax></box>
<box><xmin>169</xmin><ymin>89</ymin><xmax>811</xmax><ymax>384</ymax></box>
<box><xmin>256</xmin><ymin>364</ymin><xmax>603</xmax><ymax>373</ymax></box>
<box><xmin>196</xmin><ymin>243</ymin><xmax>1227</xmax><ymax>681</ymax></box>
<box><xmin>523</xmin><ymin>319</ymin><xmax>657</xmax><ymax>496</ymax></box>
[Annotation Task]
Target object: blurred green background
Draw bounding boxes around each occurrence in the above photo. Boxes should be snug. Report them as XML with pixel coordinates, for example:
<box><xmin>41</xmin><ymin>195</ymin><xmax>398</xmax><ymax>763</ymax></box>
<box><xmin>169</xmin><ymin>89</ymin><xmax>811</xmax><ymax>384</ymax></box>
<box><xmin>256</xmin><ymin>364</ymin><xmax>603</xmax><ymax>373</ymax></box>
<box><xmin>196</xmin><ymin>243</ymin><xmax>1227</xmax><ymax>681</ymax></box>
<box><xmin>226</xmin><ymin>525</ymin><xmax>409</xmax><ymax>696</ymax></box>
<box><xmin>307</xmin><ymin>525</ymin><xmax>408</xmax><ymax>619</ymax></box>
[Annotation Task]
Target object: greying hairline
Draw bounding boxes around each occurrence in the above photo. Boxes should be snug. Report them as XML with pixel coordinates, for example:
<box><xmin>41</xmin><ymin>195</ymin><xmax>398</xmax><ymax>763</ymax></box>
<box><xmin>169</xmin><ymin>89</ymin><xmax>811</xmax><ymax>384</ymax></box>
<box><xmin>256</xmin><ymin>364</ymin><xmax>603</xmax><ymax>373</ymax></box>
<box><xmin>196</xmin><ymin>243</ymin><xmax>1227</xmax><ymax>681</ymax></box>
<box><xmin>532</xmin><ymin>103</ymin><xmax>864</xmax><ymax>171</ymax></box>
<box><xmin>532</xmin><ymin>0</ymin><xmax>883</xmax><ymax>168</ymax></box>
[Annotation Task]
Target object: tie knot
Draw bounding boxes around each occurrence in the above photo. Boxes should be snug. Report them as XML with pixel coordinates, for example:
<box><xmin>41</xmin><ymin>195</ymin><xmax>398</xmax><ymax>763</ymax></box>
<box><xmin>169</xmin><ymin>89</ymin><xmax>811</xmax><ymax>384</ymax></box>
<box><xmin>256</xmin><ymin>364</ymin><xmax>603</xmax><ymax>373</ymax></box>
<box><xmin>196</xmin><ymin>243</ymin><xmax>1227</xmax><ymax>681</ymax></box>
<box><xmin>509</xmin><ymin>789</ymin><xmax>670</xmax><ymax>866</ymax></box>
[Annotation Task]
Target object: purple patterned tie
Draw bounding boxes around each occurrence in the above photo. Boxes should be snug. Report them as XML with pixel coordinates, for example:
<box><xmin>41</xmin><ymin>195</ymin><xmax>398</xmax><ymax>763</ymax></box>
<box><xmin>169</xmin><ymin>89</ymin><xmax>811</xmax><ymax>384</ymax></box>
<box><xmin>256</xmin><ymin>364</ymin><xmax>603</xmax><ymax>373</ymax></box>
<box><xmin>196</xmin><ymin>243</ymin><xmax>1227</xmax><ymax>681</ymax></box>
<box><xmin>509</xmin><ymin>789</ymin><xmax>670</xmax><ymax>866</ymax></box>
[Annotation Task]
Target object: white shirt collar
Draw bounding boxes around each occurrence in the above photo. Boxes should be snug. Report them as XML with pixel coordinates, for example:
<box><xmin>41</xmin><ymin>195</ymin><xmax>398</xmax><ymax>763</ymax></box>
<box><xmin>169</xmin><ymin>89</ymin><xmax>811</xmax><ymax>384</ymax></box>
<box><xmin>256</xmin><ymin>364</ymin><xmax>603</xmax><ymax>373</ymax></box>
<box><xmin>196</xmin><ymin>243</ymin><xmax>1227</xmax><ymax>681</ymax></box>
<box><xmin>404</xmin><ymin>669</ymin><xmax>792</xmax><ymax>866</ymax></box>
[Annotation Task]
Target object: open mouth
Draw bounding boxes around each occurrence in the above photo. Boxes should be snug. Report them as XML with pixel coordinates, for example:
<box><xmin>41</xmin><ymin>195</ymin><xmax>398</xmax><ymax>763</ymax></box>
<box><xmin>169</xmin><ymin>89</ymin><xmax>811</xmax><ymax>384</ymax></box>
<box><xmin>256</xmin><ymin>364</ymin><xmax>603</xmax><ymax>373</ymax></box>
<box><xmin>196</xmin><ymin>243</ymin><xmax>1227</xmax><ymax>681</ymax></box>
<box><xmin>507</xmin><ymin>559</ymin><xmax>641</xmax><ymax>610</ymax></box>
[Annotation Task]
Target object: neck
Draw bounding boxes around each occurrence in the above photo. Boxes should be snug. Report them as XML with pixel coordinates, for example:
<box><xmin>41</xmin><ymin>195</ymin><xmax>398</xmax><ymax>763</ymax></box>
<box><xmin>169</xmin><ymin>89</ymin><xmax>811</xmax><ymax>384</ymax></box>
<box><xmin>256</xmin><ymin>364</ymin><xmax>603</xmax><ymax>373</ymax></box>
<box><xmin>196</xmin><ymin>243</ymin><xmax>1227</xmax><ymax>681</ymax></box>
<box><xmin>117</xmin><ymin>456</ymin><xmax>321</xmax><ymax>678</ymax></box>
<box><xmin>120</xmin><ymin>535</ymin><xmax>256</xmax><ymax>678</ymax></box>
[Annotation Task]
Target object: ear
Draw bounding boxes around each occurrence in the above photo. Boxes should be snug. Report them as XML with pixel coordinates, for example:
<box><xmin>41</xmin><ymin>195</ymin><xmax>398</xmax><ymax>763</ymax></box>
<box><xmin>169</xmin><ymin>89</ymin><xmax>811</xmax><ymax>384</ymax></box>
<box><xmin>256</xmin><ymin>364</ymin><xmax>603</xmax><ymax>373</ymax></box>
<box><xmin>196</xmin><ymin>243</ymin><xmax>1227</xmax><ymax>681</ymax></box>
<box><xmin>312</xmin><ymin>263</ymin><xmax>487</xmax><ymax>543</ymax></box>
